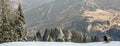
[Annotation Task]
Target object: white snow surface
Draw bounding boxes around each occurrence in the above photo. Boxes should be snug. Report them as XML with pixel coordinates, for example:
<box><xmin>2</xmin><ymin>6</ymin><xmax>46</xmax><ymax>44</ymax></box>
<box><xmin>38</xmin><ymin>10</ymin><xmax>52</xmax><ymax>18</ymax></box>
<box><xmin>0</xmin><ymin>41</ymin><xmax>120</xmax><ymax>46</ymax></box>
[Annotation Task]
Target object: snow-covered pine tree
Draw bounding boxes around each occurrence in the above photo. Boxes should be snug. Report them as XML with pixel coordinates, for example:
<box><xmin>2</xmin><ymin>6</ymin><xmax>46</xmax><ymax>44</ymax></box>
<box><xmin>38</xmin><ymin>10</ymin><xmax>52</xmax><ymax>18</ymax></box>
<box><xmin>0</xmin><ymin>0</ymin><xmax>27</xmax><ymax>43</ymax></box>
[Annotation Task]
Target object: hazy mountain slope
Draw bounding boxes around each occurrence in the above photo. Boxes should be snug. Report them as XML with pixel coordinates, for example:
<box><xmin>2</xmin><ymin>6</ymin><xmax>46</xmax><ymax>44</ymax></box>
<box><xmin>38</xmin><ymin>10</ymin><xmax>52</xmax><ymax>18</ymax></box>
<box><xmin>24</xmin><ymin>0</ymin><xmax>120</xmax><ymax>35</ymax></box>
<box><xmin>23</xmin><ymin>0</ymin><xmax>54</xmax><ymax>11</ymax></box>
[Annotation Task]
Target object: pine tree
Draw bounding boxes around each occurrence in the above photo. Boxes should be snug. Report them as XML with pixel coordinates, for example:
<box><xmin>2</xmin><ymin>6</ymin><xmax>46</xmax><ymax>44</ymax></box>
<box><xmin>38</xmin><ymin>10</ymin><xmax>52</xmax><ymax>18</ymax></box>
<box><xmin>93</xmin><ymin>35</ymin><xmax>100</xmax><ymax>42</ymax></box>
<box><xmin>34</xmin><ymin>30</ymin><xmax>41</xmax><ymax>41</ymax></box>
<box><xmin>43</xmin><ymin>28</ymin><xmax>52</xmax><ymax>41</ymax></box>
<box><xmin>83</xmin><ymin>34</ymin><xmax>91</xmax><ymax>43</ymax></box>
<box><xmin>63</xmin><ymin>30</ymin><xmax>72</xmax><ymax>42</ymax></box>
<box><xmin>15</xmin><ymin>3</ymin><xmax>26</xmax><ymax>40</ymax></box>
<box><xmin>0</xmin><ymin>0</ymin><xmax>27</xmax><ymax>43</ymax></box>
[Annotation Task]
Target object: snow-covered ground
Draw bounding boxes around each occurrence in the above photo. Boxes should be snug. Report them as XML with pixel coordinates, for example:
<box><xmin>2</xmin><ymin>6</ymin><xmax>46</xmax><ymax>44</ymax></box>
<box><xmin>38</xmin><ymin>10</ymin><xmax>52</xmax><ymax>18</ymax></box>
<box><xmin>0</xmin><ymin>41</ymin><xmax>120</xmax><ymax>46</ymax></box>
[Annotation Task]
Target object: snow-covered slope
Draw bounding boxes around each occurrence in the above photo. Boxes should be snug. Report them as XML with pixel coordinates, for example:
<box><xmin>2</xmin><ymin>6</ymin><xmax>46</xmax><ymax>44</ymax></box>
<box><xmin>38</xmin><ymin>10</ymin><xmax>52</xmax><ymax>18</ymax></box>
<box><xmin>0</xmin><ymin>41</ymin><xmax>119</xmax><ymax>46</ymax></box>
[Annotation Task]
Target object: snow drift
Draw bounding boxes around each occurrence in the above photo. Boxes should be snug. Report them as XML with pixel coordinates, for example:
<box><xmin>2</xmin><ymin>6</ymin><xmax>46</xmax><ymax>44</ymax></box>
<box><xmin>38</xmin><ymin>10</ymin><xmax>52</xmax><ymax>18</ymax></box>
<box><xmin>0</xmin><ymin>41</ymin><xmax>119</xmax><ymax>46</ymax></box>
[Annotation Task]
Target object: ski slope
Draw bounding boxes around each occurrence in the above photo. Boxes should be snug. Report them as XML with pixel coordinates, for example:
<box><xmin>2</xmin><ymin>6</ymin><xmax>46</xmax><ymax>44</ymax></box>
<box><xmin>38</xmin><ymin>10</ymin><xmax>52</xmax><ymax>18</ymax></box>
<box><xmin>0</xmin><ymin>41</ymin><xmax>119</xmax><ymax>46</ymax></box>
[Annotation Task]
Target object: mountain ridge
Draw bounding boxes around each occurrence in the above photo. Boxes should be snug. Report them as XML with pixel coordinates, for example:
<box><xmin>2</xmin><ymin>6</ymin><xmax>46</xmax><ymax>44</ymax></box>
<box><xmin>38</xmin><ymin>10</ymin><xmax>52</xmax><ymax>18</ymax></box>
<box><xmin>24</xmin><ymin>0</ymin><xmax>120</xmax><ymax>40</ymax></box>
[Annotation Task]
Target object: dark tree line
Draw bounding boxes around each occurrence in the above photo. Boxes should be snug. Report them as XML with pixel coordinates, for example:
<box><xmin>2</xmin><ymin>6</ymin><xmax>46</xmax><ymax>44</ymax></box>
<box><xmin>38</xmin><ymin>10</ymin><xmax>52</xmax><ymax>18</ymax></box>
<box><xmin>32</xmin><ymin>27</ymin><xmax>103</xmax><ymax>43</ymax></box>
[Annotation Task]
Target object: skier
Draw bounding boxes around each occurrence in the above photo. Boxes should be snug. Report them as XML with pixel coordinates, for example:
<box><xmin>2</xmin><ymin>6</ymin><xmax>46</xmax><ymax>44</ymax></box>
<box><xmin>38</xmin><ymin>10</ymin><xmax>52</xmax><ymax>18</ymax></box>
<box><xmin>104</xmin><ymin>35</ymin><xmax>110</xmax><ymax>43</ymax></box>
